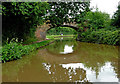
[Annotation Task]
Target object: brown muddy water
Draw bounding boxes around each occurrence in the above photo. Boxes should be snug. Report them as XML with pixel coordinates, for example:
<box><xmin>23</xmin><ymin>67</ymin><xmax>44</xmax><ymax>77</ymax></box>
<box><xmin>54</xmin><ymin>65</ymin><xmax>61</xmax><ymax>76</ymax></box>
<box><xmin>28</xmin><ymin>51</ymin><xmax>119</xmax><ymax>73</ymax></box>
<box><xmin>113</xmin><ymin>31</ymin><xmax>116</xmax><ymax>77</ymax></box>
<box><xmin>2</xmin><ymin>37</ymin><xmax>119</xmax><ymax>82</ymax></box>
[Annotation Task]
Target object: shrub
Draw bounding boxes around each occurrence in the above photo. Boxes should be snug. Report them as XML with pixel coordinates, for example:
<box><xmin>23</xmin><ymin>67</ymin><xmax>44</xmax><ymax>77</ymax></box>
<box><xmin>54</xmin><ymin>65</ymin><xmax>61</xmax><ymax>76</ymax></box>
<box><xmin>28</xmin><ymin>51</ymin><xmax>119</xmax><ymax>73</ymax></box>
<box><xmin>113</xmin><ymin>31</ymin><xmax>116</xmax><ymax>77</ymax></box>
<box><xmin>2</xmin><ymin>42</ymin><xmax>23</xmax><ymax>63</ymax></box>
<box><xmin>2</xmin><ymin>38</ymin><xmax>52</xmax><ymax>63</ymax></box>
<box><xmin>78</xmin><ymin>29</ymin><xmax>120</xmax><ymax>45</ymax></box>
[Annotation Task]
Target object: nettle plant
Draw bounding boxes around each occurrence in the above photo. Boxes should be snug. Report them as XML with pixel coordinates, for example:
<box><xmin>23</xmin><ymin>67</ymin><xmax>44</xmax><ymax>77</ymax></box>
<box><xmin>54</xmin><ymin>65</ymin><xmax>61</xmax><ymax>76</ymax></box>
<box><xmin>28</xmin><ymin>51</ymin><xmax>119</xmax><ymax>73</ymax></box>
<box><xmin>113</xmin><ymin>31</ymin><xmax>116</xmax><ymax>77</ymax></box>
<box><xmin>2</xmin><ymin>37</ymin><xmax>51</xmax><ymax>63</ymax></box>
<box><xmin>2</xmin><ymin>38</ymin><xmax>24</xmax><ymax>63</ymax></box>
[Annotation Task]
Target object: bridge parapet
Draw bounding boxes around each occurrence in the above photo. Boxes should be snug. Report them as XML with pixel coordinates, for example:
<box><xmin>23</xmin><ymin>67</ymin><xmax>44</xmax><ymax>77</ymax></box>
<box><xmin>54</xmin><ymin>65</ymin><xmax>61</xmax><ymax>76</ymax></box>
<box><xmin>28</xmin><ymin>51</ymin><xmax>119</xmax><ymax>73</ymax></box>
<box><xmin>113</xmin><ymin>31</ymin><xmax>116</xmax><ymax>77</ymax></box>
<box><xmin>63</xmin><ymin>22</ymin><xmax>77</xmax><ymax>27</ymax></box>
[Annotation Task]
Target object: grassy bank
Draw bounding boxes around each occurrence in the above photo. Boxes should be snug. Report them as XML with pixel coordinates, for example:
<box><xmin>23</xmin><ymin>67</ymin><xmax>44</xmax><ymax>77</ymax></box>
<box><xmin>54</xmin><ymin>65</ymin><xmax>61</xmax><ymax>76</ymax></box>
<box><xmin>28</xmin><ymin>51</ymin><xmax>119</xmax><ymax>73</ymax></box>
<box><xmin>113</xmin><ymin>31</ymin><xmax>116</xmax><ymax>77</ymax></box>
<box><xmin>46</xmin><ymin>35</ymin><xmax>76</xmax><ymax>39</ymax></box>
<box><xmin>2</xmin><ymin>39</ymin><xmax>53</xmax><ymax>63</ymax></box>
<box><xmin>77</xmin><ymin>29</ymin><xmax>120</xmax><ymax>45</ymax></box>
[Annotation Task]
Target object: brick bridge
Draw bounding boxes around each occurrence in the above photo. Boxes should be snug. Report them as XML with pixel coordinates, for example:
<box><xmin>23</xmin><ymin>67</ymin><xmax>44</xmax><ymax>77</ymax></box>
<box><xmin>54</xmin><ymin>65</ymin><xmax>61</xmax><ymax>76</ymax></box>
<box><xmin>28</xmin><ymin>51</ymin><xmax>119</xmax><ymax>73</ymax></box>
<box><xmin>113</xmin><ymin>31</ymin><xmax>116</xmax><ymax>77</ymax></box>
<box><xmin>35</xmin><ymin>22</ymin><xmax>81</xmax><ymax>40</ymax></box>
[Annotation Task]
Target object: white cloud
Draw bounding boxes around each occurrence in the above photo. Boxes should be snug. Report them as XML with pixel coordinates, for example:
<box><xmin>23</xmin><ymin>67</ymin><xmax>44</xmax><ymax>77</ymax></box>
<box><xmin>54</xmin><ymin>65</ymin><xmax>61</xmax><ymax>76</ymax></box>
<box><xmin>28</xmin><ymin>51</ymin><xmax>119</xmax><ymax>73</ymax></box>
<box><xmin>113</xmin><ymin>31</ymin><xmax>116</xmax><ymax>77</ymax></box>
<box><xmin>90</xmin><ymin>0</ymin><xmax>120</xmax><ymax>17</ymax></box>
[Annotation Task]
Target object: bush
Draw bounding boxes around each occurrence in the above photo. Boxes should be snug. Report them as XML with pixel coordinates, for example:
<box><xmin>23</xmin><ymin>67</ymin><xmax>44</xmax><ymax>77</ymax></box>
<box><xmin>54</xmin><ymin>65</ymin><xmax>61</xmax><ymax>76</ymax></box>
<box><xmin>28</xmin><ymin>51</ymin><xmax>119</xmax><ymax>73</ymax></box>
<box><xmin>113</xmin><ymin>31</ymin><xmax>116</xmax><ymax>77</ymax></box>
<box><xmin>77</xmin><ymin>9</ymin><xmax>120</xmax><ymax>45</ymax></box>
<box><xmin>2</xmin><ymin>38</ymin><xmax>52</xmax><ymax>63</ymax></box>
<box><xmin>78</xmin><ymin>29</ymin><xmax>120</xmax><ymax>45</ymax></box>
<box><xmin>2</xmin><ymin>42</ymin><xmax>23</xmax><ymax>63</ymax></box>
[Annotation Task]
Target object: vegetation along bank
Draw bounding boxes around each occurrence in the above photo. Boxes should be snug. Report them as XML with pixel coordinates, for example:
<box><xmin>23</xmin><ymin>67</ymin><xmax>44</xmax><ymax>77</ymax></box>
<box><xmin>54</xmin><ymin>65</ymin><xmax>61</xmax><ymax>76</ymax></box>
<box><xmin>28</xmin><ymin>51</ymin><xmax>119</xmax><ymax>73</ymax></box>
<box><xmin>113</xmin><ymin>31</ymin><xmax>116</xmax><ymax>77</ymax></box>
<box><xmin>76</xmin><ymin>10</ymin><xmax>120</xmax><ymax>45</ymax></box>
<box><xmin>2</xmin><ymin>39</ymin><xmax>54</xmax><ymax>63</ymax></box>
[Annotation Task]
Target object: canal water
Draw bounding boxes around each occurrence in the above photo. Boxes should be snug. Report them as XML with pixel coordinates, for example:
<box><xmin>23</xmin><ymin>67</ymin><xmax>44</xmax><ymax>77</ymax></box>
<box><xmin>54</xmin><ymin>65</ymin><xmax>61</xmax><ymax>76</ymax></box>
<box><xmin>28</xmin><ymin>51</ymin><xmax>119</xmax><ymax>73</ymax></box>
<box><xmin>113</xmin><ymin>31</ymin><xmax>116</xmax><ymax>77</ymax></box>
<box><xmin>2</xmin><ymin>37</ymin><xmax>119</xmax><ymax>82</ymax></box>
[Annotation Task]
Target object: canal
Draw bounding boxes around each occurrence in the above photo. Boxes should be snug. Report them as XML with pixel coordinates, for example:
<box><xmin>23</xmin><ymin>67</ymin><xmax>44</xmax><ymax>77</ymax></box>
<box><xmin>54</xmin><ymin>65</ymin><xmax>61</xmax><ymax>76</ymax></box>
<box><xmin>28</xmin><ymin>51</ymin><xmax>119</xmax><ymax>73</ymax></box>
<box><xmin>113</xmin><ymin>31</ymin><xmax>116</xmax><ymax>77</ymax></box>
<box><xmin>2</xmin><ymin>37</ymin><xmax>119</xmax><ymax>82</ymax></box>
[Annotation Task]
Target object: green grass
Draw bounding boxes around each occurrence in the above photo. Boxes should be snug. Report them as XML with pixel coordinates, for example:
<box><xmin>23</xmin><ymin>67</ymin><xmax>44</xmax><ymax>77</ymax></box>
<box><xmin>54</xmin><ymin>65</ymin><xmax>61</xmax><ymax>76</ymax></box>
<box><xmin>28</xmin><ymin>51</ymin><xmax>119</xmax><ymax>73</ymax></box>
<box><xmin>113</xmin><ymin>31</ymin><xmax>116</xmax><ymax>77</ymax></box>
<box><xmin>22</xmin><ymin>37</ymin><xmax>38</xmax><ymax>44</ymax></box>
<box><xmin>46</xmin><ymin>35</ymin><xmax>76</xmax><ymax>39</ymax></box>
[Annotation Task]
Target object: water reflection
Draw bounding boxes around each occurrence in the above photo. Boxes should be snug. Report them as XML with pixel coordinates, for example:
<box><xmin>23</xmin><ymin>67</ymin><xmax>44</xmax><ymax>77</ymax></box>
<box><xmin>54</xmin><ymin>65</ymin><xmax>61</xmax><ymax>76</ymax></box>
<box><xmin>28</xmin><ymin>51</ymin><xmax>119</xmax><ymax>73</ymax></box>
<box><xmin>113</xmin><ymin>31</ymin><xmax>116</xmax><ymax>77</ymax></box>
<box><xmin>42</xmin><ymin>62</ymin><xmax>118</xmax><ymax>82</ymax></box>
<box><xmin>61</xmin><ymin>62</ymin><xmax>118</xmax><ymax>82</ymax></box>
<box><xmin>42</xmin><ymin>63</ymin><xmax>88</xmax><ymax>82</ymax></box>
<box><xmin>60</xmin><ymin>45</ymin><xmax>74</xmax><ymax>54</ymax></box>
<box><xmin>46</xmin><ymin>38</ymin><xmax>77</xmax><ymax>55</ymax></box>
<box><xmin>2</xmin><ymin>37</ymin><xmax>119</xmax><ymax>82</ymax></box>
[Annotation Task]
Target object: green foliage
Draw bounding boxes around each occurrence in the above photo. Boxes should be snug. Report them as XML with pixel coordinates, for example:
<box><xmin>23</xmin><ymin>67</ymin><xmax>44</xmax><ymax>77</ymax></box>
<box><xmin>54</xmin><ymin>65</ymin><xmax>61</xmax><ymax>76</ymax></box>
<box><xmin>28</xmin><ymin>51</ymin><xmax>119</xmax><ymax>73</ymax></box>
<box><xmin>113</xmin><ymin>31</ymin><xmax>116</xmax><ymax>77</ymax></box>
<box><xmin>86</xmin><ymin>11</ymin><xmax>110</xmax><ymax>29</ymax></box>
<box><xmin>0</xmin><ymin>3</ymin><xmax>2</xmax><ymax>15</ymax></box>
<box><xmin>82</xmin><ymin>11</ymin><xmax>111</xmax><ymax>29</ymax></box>
<box><xmin>112</xmin><ymin>5</ymin><xmax>120</xmax><ymax>28</ymax></box>
<box><xmin>2</xmin><ymin>38</ymin><xmax>52</xmax><ymax>63</ymax></box>
<box><xmin>2</xmin><ymin>2</ymin><xmax>90</xmax><ymax>44</ymax></box>
<box><xmin>22</xmin><ymin>37</ymin><xmax>38</xmax><ymax>44</ymax></box>
<box><xmin>47</xmin><ymin>2</ymin><xmax>90</xmax><ymax>27</ymax></box>
<box><xmin>78</xmin><ymin>29</ymin><xmax>120</xmax><ymax>45</ymax></box>
<box><xmin>2</xmin><ymin>2</ymin><xmax>49</xmax><ymax>43</ymax></box>
<box><xmin>2</xmin><ymin>2</ymin><xmax>49</xmax><ymax>18</ymax></box>
<box><xmin>2</xmin><ymin>42</ymin><xmax>22</xmax><ymax>63</ymax></box>
<box><xmin>46</xmin><ymin>35</ymin><xmax>76</xmax><ymax>40</ymax></box>
<box><xmin>77</xmin><ymin>10</ymin><xmax>120</xmax><ymax>45</ymax></box>
<box><xmin>47</xmin><ymin>27</ymin><xmax>77</xmax><ymax>35</ymax></box>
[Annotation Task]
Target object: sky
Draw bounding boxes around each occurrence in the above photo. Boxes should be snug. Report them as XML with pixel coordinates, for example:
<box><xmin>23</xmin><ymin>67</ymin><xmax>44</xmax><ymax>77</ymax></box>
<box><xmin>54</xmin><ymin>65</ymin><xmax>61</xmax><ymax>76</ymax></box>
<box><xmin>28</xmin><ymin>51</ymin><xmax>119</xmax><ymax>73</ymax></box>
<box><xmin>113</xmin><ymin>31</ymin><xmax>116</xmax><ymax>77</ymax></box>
<box><xmin>90</xmin><ymin>0</ymin><xmax>120</xmax><ymax>17</ymax></box>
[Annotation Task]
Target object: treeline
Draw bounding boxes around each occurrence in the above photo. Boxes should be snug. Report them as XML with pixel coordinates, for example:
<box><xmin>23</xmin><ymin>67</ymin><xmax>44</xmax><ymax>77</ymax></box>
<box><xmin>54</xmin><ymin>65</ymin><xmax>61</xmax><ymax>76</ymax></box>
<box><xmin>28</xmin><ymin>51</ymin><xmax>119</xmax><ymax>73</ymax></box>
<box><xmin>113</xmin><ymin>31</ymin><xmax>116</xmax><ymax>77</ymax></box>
<box><xmin>77</xmin><ymin>7</ymin><xmax>120</xmax><ymax>45</ymax></box>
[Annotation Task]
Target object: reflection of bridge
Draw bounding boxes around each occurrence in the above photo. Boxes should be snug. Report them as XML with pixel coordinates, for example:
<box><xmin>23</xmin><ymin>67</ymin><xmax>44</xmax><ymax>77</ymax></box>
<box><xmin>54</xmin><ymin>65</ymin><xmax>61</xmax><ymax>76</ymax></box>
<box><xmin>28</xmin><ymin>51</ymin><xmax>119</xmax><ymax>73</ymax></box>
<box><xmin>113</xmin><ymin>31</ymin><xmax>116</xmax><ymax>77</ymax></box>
<box><xmin>35</xmin><ymin>22</ymin><xmax>79</xmax><ymax>40</ymax></box>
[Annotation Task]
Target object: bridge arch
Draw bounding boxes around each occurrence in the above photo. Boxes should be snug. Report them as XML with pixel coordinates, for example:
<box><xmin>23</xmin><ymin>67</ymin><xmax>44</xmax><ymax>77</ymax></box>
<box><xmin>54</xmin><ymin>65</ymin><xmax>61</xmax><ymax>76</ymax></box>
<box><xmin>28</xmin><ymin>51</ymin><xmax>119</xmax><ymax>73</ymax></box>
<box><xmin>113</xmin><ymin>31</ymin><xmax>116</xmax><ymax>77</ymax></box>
<box><xmin>46</xmin><ymin>25</ymin><xmax>79</xmax><ymax>32</ymax></box>
<box><xmin>35</xmin><ymin>22</ymin><xmax>79</xmax><ymax>40</ymax></box>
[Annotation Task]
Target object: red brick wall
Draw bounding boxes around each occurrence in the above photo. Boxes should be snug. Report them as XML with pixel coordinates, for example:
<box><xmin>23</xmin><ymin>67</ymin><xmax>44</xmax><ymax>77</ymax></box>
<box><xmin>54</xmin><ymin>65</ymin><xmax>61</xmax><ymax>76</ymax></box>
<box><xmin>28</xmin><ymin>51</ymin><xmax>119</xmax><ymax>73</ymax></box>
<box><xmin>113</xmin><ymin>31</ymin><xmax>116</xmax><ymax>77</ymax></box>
<box><xmin>35</xmin><ymin>23</ymin><xmax>51</xmax><ymax>40</ymax></box>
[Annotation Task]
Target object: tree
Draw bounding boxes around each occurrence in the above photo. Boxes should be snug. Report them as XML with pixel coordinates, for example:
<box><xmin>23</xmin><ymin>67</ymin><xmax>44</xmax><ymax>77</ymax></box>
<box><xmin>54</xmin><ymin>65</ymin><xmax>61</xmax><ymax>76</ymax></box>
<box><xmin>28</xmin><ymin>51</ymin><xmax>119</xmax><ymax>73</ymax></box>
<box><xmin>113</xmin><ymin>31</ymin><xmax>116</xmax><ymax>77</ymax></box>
<box><xmin>112</xmin><ymin>5</ymin><xmax>120</xmax><ymax>28</ymax></box>
<box><xmin>46</xmin><ymin>2</ymin><xmax>90</xmax><ymax>27</ymax></box>
<box><xmin>2</xmin><ymin>2</ymin><xmax>49</xmax><ymax>42</ymax></box>
<box><xmin>2</xmin><ymin>2</ymin><xmax>90</xmax><ymax>43</ymax></box>
<box><xmin>82</xmin><ymin>11</ymin><xmax>110</xmax><ymax>30</ymax></box>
